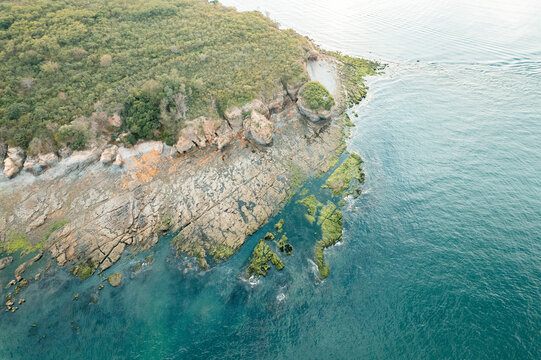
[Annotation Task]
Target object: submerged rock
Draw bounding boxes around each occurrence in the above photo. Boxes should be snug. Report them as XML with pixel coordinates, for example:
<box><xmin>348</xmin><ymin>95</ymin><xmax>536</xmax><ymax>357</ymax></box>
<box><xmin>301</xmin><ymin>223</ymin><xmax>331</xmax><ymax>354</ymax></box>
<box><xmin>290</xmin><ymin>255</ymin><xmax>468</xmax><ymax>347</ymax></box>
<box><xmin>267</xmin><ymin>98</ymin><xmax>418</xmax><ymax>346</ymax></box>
<box><xmin>107</xmin><ymin>273</ymin><xmax>122</xmax><ymax>287</ymax></box>
<box><xmin>0</xmin><ymin>256</ymin><xmax>13</xmax><ymax>270</ymax></box>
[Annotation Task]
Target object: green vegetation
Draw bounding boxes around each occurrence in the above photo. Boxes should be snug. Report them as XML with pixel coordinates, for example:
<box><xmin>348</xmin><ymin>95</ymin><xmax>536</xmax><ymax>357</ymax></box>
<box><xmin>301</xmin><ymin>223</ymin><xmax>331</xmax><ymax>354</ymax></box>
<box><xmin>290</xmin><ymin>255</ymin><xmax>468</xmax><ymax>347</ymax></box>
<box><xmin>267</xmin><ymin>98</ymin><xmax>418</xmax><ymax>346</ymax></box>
<box><xmin>277</xmin><ymin>234</ymin><xmax>293</xmax><ymax>255</ymax></box>
<box><xmin>296</xmin><ymin>194</ymin><xmax>323</xmax><ymax>224</ymax></box>
<box><xmin>325</xmin><ymin>152</ymin><xmax>364</xmax><ymax>197</ymax></box>
<box><xmin>299</xmin><ymin>81</ymin><xmax>334</xmax><ymax>111</ymax></box>
<box><xmin>247</xmin><ymin>240</ymin><xmax>284</xmax><ymax>277</ymax></box>
<box><xmin>315</xmin><ymin>202</ymin><xmax>343</xmax><ymax>279</ymax></box>
<box><xmin>0</xmin><ymin>0</ymin><xmax>311</xmax><ymax>148</ymax></box>
<box><xmin>71</xmin><ymin>260</ymin><xmax>97</xmax><ymax>280</ymax></box>
<box><xmin>274</xmin><ymin>219</ymin><xmax>284</xmax><ymax>232</ymax></box>
<box><xmin>326</xmin><ymin>51</ymin><xmax>381</xmax><ymax>106</ymax></box>
<box><xmin>2</xmin><ymin>231</ymin><xmax>41</xmax><ymax>255</ymax></box>
<box><xmin>264</xmin><ymin>232</ymin><xmax>275</xmax><ymax>241</ymax></box>
<box><xmin>211</xmin><ymin>244</ymin><xmax>235</xmax><ymax>262</ymax></box>
<box><xmin>13</xmin><ymin>278</ymin><xmax>29</xmax><ymax>296</ymax></box>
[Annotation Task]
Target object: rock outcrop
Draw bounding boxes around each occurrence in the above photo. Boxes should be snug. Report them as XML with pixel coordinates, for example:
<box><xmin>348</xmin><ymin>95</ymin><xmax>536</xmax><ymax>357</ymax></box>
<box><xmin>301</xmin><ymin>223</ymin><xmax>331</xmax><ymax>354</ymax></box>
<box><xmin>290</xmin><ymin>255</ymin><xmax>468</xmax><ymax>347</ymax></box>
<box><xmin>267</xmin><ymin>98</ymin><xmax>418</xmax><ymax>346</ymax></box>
<box><xmin>297</xmin><ymin>100</ymin><xmax>332</xmax><ymax>123</ymax></box>
<box><xmin>0</xmin><ymin>59</ymin><xmax>345</xmax><ymax>281</ymax></box>
<box><xmin>3</xmin><ymin>147</ymin><xmax>26</xmax><ymax>178</ymax></box>
<box><xmin>243</xmin><ymin>110</ymin><xmax>274</xmax><ymax>145</ymax></box>
<box><xmin>23</xmin><ymin>152</ymin><xmax>59</xmax><ymax>175</ymax></box>
<box><xmin>0</xmin><ymin>256</ymin><xmax>13</xmax><ymax>270</ymax></box>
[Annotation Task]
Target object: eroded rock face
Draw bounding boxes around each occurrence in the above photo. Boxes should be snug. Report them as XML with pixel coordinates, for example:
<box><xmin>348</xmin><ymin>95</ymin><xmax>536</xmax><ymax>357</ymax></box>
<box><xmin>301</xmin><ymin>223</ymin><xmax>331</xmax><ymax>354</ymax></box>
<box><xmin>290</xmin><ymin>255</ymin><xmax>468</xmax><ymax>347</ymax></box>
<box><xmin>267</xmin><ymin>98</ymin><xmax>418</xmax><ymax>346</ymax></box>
<box><xmin>3</xmin><ymin>147</ymin><xmax>25</xmax><ymax>178</ymax></box>
<box><xmin>243</xmin><ymin>110</ymin><xmax>274</xmax><ymax>145</ymax></box>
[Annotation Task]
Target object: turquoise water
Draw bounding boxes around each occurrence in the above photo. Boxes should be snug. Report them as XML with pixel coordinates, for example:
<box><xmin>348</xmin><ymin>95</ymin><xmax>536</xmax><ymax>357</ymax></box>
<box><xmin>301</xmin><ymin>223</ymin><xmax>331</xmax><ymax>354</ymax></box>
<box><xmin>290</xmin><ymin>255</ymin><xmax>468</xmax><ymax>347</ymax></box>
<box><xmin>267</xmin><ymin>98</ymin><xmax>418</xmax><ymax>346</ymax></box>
<box><xmin>1</xmin><ymin>0</ymin><xmax>541</xmax><ymax>358</ymax></box>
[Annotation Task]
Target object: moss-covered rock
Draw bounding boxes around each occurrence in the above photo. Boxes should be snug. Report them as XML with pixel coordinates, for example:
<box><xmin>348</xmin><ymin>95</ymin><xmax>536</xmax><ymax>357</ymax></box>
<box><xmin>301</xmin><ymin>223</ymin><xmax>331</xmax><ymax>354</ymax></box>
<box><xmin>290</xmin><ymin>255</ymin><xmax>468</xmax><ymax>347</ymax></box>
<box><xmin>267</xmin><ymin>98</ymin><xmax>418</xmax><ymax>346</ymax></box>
<box><xmin>325</xmin><ymin>152</ymin><xmax>364</xmax><ymax>197</ymax></box>
<box><xmin>212</xmin><ymin>244</ymin><xmax>235</xmax><ymax>262</ymax></box>
<box><xmin>312</xmin><ymin>202</ymin><xmax>344</xmax><ymax>279</ymax></box>
<box><xmin>274</xmin><ymin>219</ymin><xmax>284</xmax><ymax>232</ymax></box>
<box><xmin>71</xmin><ymin>260</ymin><xmax>98</xmax><ymax>280</ymax></box>
<box><xmin>107</xmin><ymin>273</ymin><xmax>123</xmax><ymax>287</ymax></box>
<box><xmin>247</xmin><ymin>240</ymin><xmax>284</xmax><ymax>277</ymax></box>
<box><xmin>277</xmin><ymin>235</ymin><xmax>293</xmax><ymax>255</ymax></box>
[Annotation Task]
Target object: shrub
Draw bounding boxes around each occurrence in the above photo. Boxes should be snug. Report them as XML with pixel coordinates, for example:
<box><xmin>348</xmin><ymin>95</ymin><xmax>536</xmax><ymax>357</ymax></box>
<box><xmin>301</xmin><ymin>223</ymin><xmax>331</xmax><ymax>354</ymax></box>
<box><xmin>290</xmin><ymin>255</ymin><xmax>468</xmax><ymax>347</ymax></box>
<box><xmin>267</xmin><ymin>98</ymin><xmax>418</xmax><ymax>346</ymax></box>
<box><xmin>99</xmin><ymin>54</ymin><xmax>112</xmax><ymax>67</ymax></box>
<box><xmin>55</xmin><ymin>125</ymin><xmax>87</xmax><ymax>150</ymax></box>
<box><xmin>123</xmin><ymin>90</ymin><xmax>162</xmax><ymax>140</ymax></box>
<box><xmin>7</xmin><ymin>103</ymin><xmax>29</xmax><ymax>120</ymax></box>
<box><xmin>300</xmin><ymin>81</ymin><xmax>334</xmax><ymax>111</ymax></box>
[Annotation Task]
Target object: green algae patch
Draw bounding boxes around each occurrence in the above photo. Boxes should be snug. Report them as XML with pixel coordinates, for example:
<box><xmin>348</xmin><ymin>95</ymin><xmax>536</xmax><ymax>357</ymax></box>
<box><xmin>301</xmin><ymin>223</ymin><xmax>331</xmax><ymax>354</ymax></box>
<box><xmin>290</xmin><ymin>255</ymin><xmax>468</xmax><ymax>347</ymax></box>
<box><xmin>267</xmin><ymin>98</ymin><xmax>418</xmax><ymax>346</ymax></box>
<box><xmin>277</xmin><ymin>235</ymin><xmax>293</xmax><ymax>255</ymax></box>
<box><xmin>325</xmin><ymin>153</ymin><xmax>365</xmax><ymax>197</ymax></box>
<box><xmin>299</xmin><ymin>81</ymin><xmax>335</xmax><ymax>111</ymax></box>
<box><xmin>326</xmin><ymin>51</ymin><xmax>381</xmax><ymax>106</ymax></box>
<box><xmin>274</xmin><ymin>219</ymin><xmax>284</xmax><ymax>233</ymax></box>
<box><xmin>13</xmin><ymin>278</ymin><xmax>30</xmax><ymax>296</ymax></box>
<box><xmin>211</xmin><ymin>244</ymin><xmax>235</xmax><ymax>262</ymax></box>
<box><xmin>247</xmin><ymin>240</ymin><xmax>284</xmax><ymax>277</ymax></box>
<box><xmin>3</xmin><ymin>232</ymin><xmax>40</xmax><ymax>255</ymax></box>
<box><xmin>296</xmin><ymin>195</ymin><xmax>322</xmax><ymax>217</ymax></box>
<box><xmin>2</xmin><ymin>220</ymin><xmax>67</xmax><ymax>256</ymax></box>
<box><xmin>71</xmin><ymin>260</ymin><xmax>98</xmax><ymax>280</ymax></box>
<box><xmin>313</xmin><ymin>202</ymin><xmax>344</xmax><ymax>279</ymax></box>
<box><xmin>264</xmin><ymin>232</ymin><xmax>275</xmax><ymax>241</ymax></box>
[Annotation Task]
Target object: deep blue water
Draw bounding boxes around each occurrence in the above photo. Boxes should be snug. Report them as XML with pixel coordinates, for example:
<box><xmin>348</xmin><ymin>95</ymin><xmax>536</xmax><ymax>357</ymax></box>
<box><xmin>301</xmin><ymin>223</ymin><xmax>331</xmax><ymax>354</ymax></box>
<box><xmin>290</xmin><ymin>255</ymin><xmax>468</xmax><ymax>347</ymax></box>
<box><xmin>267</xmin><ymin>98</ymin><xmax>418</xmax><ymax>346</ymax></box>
<box><xmin>1</xmin><ymin>0</ymin><xmax>540</xmax><ymax>358</ymax></box>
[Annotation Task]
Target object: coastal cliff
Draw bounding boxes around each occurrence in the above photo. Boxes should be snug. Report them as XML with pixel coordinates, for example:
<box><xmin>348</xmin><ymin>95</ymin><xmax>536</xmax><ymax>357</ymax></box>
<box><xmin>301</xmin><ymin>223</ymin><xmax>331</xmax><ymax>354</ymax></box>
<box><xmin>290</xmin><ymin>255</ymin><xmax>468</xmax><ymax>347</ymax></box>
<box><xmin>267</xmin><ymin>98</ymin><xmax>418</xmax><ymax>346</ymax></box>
<box><xmin>0</xmin><ymin>0</ymin><xmax>380</xmax><ymax>311</ymax></box>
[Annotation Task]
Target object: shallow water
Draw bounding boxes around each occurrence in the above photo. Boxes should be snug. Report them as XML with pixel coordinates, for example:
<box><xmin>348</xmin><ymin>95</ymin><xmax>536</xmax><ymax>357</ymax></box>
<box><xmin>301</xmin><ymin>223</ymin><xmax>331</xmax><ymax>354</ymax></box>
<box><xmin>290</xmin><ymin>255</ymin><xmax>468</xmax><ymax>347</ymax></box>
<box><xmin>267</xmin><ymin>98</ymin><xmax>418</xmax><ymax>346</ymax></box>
<box><xmin>1</xmin><ymin>0</ymin><xmax>540</xmax><ymax>358</ymax></box>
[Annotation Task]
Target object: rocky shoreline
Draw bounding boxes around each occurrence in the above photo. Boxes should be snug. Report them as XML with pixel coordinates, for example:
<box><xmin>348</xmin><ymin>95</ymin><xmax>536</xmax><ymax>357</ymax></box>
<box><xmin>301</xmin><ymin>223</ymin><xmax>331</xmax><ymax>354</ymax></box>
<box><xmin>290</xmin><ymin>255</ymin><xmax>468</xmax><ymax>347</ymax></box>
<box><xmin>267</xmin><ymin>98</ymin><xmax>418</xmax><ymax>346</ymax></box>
<box><xmin>0</xmin><ymin>56</ymin><xmax>350</xmax><ymax>302</ymax></box>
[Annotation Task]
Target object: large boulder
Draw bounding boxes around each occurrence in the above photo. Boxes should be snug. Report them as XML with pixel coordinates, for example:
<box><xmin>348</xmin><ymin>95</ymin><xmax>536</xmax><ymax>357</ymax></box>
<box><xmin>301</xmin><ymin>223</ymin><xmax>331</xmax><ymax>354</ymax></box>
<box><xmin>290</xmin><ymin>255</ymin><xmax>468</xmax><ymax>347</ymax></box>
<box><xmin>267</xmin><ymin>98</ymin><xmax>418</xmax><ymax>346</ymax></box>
<box><xmin>3</xmin><ymin>147</ymin><xmax>25</xmax><ymax>178</ymax></box>
<box><xmin>243</xmin><ymin>110</ymin><xmax>274</xmax><ymax>145</ymax></box>
<box><xmin>216</xmin><ymin>125</ymin><xmax>235</xmax><ymax>150</ymax></box>
<box><xmin>39</xmin><ymin>152</ymin><xmax>59</xmax><ymax>168</ymax></box>
<box><xmin>175</xmin><ymin>136</ymin><xmax>195</xmax><ymax>154</ymax></box>
<box><xmin>296</xmin><ymin>81</ymin><xmax>334</xmax><ymax>123</ymax></box>
<box><xmin>242</xmin><ymin>99</ymin><xmax>270</xmax><ymax>119</ymax></box>
<box><xmin>224</xmin><ymin>106</ymin><xmax>243</xmax><ymax>131</ymax></box>
<box><xmin>297</xmin><ymin>101</ymin><xmax>331</xmax><ymax>123</ymax></box>
<box><xmin>100</xmin><ymin>145</ymin><xmax>118</xmax><ymax>165</ymax></box>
